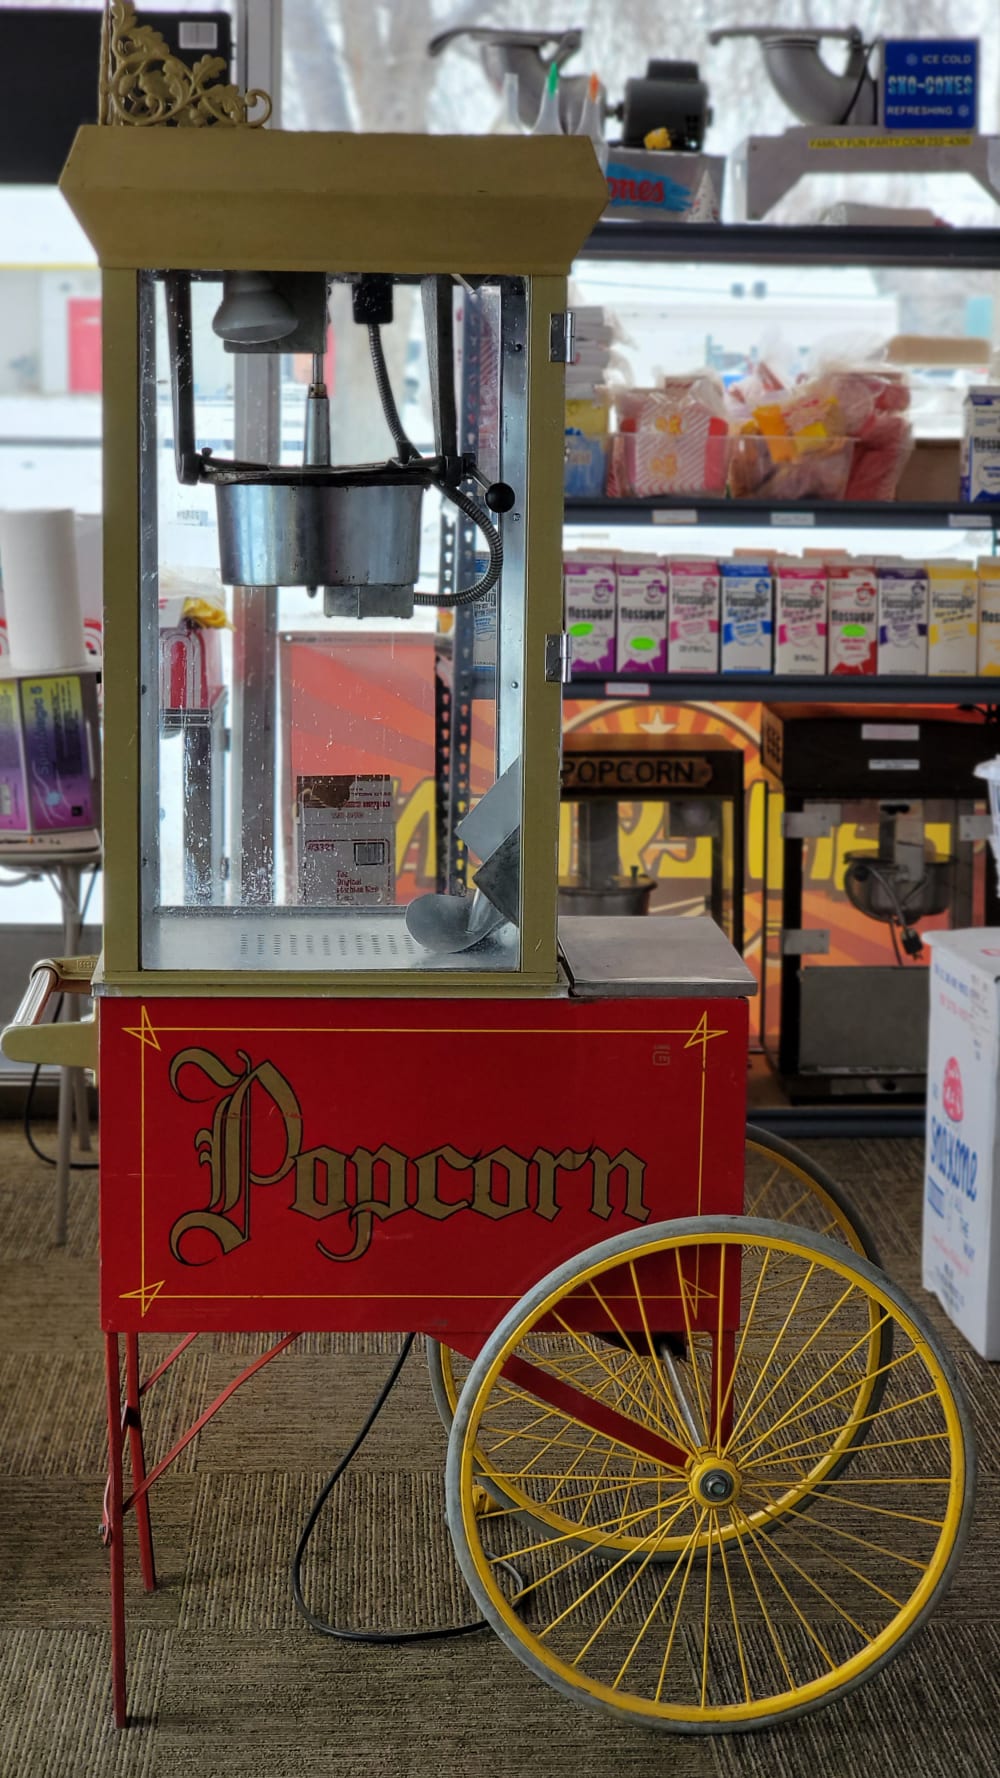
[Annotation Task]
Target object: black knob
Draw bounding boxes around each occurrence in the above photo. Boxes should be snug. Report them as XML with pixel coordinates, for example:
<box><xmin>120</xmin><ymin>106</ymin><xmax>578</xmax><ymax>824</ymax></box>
<box><xmin>485</xmin><ymin>481</ymin><xmax>516</xmax><ymax>513</ymax></box>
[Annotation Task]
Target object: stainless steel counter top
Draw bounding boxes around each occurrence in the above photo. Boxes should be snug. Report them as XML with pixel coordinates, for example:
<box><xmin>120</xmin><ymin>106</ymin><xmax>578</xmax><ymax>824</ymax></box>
<box><xmin>558</xmin><ymin>915</ymin><xmax>757</xmax><ymax>999</ymax></box>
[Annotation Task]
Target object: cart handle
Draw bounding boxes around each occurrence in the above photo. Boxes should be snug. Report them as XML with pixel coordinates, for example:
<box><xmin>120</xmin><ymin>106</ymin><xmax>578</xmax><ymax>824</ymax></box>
<box><xmin>2</xmin><ymin>955</ymin><xmax>99</xmax><ymax>1070</ymax></box>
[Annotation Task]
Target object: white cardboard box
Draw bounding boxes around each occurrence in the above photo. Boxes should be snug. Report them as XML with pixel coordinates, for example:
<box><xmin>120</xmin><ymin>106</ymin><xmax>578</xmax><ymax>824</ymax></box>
<box><xmin>615</xmin><ymin>553</ymin><xmax>668</xmax><ymax>674</ymax></box>
<box><xmin>978</xmin><ymin>557</ymin><xmax>1000</xmax><ymax>675</ymax></box>
<box><xmin>877</xmin><ymin>561</ymin><xmax>928</xmax><ymax>675</ymax></box>
<box><xmin>720</xmin><ymin>561</ymin><xmax>772</xmax><ymax>673</ymax></box>
<box><xmin>564</xmin><ymin>551</ymin><xmax>617</xmax><ymax>676</ymax></box>
<box><xmin>927</xmin><ymin>561</ymin><xmax>978</xmax><ymax>676</ymax></box>
<box><xmin>668</xmin><ymin>559</ymin><xmax>719</xmax><ymax>673</ymax></box>
<box><xmin>961</xmin><ymin>386</ymin><xmax>1000</xmax><ymax>503</ymax></box>
<box><xmin>923</xmin><ymin>929</ymin><xmax>1000</xmax><ymax>1358</ymax></box>
<box><xmin>774</xmin><ymin>560</ymin><xmax>826</xmax><ymax>674</ymax></box>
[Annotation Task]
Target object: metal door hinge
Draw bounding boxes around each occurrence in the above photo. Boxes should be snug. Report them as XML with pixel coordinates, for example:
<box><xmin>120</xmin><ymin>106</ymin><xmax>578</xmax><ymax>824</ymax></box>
<box><xmin>961</xmin><ymin>814</ymin><xmax>995</xmax><ymax>842</ymax></box>
<box><xmin>545</xmin><ymin>632</ymin><xmax>571</xmax><ymax>684</ymax></box>
<box><xmin>782</xmin><ymin>805</ymin><xmax>841</xmax><ymax>839</ymax></box>
<box><xmin>781</xmin><ymin>930</ymin><xmax>830</xmax><ymax>956</ymax></box>
<box><xmin>549</xmin><ymin>311</ymin><xmax>576</xmax><ymax>364</ymax></box>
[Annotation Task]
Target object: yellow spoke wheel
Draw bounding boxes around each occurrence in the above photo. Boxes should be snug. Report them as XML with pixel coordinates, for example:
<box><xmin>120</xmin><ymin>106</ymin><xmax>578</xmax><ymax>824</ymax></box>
<box><xmin>446</xmin><ymin>1217</ymin><xmax>973</xmax><ymax>1732</ymax></box>
<box><xmin>428</xmin><ymin>1129</ymin><xmax>892</xmax><ymax>1550</ymax></box>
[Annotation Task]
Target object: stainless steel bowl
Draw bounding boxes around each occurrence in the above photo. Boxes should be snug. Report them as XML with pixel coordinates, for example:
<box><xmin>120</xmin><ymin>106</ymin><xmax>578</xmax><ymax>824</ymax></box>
<box><xmin>214</xmin><ymin>476</ymin><xmax>424</xmax><ymax>591</ymax></box>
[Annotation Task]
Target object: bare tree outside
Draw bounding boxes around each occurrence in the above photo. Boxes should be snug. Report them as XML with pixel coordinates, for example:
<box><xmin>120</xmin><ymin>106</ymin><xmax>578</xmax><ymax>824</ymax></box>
<box><xmin>281</xmin><ymin>0</ymin><xmax>1000</xmax><ymax>450</ymax></box>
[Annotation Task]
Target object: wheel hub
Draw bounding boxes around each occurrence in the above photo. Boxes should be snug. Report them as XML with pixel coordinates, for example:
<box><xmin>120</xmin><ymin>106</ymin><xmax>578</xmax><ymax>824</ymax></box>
<box><xmin>689</xmin><ymin>1454</ymin><xmax>741</xmax><ymax>1508</ymax></box>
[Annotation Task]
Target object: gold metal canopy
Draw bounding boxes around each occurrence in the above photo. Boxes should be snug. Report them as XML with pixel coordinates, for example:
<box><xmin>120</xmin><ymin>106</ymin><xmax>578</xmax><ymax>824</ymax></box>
<box><xmin>59</xmin><ymin>128</ymin><xmax>608</xmax><ymax>274</ymax></box>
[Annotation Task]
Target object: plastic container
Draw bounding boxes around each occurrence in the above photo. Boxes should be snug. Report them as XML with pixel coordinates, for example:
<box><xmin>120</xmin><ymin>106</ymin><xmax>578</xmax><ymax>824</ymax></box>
<box><xmin>608</xmin><ymin>426</ymin><xmax>730</xmax><ymax>498</ymax></box>
<box><xmin>728</xmin><ymin>435</ymin><xmax>855</xmax><ymax>502</ymax></box>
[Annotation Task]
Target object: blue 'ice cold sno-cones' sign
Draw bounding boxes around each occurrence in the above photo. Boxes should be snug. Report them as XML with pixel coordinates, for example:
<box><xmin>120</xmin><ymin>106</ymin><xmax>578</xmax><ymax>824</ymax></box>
<box><xmin>881</xmin><ymin>39</ymin><xmax>978</xmax><ymax>132</ymax></box>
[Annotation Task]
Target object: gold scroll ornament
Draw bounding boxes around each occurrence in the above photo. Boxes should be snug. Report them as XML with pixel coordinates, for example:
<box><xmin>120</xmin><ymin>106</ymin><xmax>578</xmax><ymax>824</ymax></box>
<box><xmin>99</xmin><ymin>0</ymin><xmax>272</xmax><ymax>127</ymax></box>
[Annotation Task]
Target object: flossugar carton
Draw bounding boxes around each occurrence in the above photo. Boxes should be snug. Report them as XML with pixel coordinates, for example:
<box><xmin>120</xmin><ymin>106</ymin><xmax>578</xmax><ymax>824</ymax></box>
<box><xmin>615</xmin><ymin>553</ymin><xmax>668</xmax><ymax>674</ymax></box>
<box><xmin>720</xmin><ymin>560</ymin><xmax>772</xmax><ymax>673</ymax></box>
<box><xmin>877</xmin><ymin>560</ymin><xmax>928</xmax><ymax>675</ymax></box>
<box><xmin>774</xmin><ymin>559</ymin><xmax>826</xmax><ymax>674</ymax></box>
<box><xmin>978</xmin><ymin>557</ymin><xmax>1000</xmax><ymax>674</ymax></box>
<box><xmin>667</xmin><ymin>558</ymin><xmax>718</xmax><ymax>673</ymax></box>
<box><xmin>827</xmin><ymin>561</ymin><xmax>877</xmax><ymax>675</ymax></box>
<box><xmin>961</xmin><ymin>386</ymin><xmax>1000</xmax><ymax>503</ymax></box>
<box><xmin>564</xmin><ymin>551</ymin><xmax>616</xmax><ymax>676</ymax></box>
<box><xmin>927</xmin><ymin>560</ymin><xmax>977</xmax><ymax>675</ymax></box>
<box><xmin>923</xmin><ymin>929</ymin><xmax>1000</xmax><ymax>1358</ymax></box>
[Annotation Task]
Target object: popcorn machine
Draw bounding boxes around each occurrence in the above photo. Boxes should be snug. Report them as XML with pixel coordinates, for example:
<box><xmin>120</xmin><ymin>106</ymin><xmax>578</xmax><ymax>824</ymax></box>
<box><xmin>1</xmin><ymin>14</ymin><xmax>974</xmax><ymax>1741</ymax></box>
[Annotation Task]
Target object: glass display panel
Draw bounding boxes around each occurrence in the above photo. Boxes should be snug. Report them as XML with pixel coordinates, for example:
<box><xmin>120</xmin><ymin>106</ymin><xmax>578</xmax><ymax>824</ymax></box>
<box><xmin>139</xmin><ymin>270</ymin><xmax>526</xmax><ymax>972</ymax></box>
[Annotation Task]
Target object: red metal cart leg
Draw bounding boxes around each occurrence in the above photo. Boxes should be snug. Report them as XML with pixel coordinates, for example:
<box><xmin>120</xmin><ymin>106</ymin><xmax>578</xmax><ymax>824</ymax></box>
<box><xmin>104</xmin><ymin>1332</ymin><xmax>128</xmax><ymax>1729</ymax></box>
<box><xmin>124</xmin><ymin>1334</ymin><xmax>157</xmax><ymax>1592</ymax></box>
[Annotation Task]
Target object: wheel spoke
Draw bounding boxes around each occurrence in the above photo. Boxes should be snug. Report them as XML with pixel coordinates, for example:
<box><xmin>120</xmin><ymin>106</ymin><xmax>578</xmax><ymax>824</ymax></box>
<box><xmin>652</xmin><ymin>1510</ymin><xmax>708</xmax><ymax>1702</ymax></box>
<box><xmin>729</xmin><ymin>1505</ymin><xmax>796</xmax><ymax>1692</ymax></box>
<box><xmin>731</xmin><ymin>1328</ymin><xmax>911</xmax><ymax>1466</ymax></box>
<box><xmin>762</xmin><ymin>1503</ymin><xmax>934</xmax><ymax>1572</ymax></box>
<box><xmin>673</xmin><ymin>1251</ymin><xmax>711</xmax><ymax>1443</ymax></box>
<box><xmin>498</xmin><ymin>1490</ymin><xmax>695</xmax><ymax>1570</ymax></box>
<box><xmin>700</xmin><ymin>1511</ymin><xmax>714</xmax><ymax>1708</ymax></box>
<box><xmin>749</xmin><ymin>1509</ymin><xmax>907</xmax><ymax>1610</ymax></box>
<box><xmin>722</xmin><ymin>1258</ymin><xmax>818</xmax><ymax>1451</ymax></box>
<box><xmin>549</xmin><ymin>1312</ymin><xmax>694</xmax><ymax>1456</ymax></box>
<box><xmin>715</xmin><ymin>1507</ymin><xmax>753</xmax><ymax>1705</ymax></box>
<box><xmin>571</xmin><ymin>1512</ymin><xmax>689</xmax><ymax>1666</ymax></box>
<box><xmin>730</xmin><ymin>1505</ymin><xmax>840</xmax><ymax>1671</ymax></box>
<box><xmin>723</xmin><ymin>1273</ymin><xmax>858</xmax><ymax>1456</ymax></box>
<box><xmin>736</xmin><ymin>1502</ymin><xmax>875</xmax><ymax>1644</ymax></box>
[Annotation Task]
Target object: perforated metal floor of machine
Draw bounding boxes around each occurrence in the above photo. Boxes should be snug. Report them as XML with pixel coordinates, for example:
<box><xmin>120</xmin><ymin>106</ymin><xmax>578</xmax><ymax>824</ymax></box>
<box><xmin>1</xmin><ymin>1128</ymin><xmax>998</xmax><ymax>1778</ymax></box>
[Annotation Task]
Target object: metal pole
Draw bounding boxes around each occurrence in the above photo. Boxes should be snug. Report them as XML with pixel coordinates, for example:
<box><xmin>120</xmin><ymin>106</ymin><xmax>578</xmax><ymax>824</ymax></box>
<box><xmin>229</xmin><ymin>1</ymin><xmax>283</xmax><ymax>906</ymax></box>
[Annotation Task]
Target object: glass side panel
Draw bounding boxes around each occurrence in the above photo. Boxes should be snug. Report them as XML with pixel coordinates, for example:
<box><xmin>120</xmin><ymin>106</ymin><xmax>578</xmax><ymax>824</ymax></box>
<box><xmin>139</xmin><ymin>270</ymin><xmax>526</xmax><ymax>972</ymax></box>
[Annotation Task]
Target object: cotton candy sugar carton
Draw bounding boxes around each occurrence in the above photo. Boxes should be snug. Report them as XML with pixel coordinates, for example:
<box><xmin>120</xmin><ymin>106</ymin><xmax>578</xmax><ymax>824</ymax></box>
<box><xmin>668</xmin><ymin>558</ymin><xmax>718</xmax><ymax>673</ymax></box>
<box><xmin>922</xmin><ymin>929</ymin><xmax>1000</xmax><ymax>1359</ymax></box>
<box><xmin>827</xmin><ymin>561</ymin><xmax>877</xmax><ymax>675</ymax></box>
<box><xmin>564</xmin><ymin>308</ymin><xmax>612</xmax><ymax>497</ymax></box>
<box><xmin>720</xmin><ymin>560</ymin><xmax>772</xmax><ymax>673</ymax></box>
<box><xmin>961</xmin><ymin>386</ymin><xmax>1000</xmax><ymax>503</ymax></box>
<box><xmin>774</xmin><ymin>559</ymin><xmax>826</xmax><ymax>674</ymax></box>
<box><xmin>877</xmin><ymin>560</ymin><xmax>928</xmax><ymax>675</ymax></box>
<box><xmin>978</xmin><ymin>558</ymin><xmax>1000</xmax><ymax>675</ymax></box>
<box><xmin>928</xmin><ymin>561</ymin><xmax>977</xmax><ymax>676</ymax></box>
<box><xmin>615</xmin><ymin>553</ymin><xmax>667</xmax><ymax>674</ymax></box>
<box><xmin>564</xmin><ymin>551</ymin><xmax>616</xmax><ymax>676</ymax></box>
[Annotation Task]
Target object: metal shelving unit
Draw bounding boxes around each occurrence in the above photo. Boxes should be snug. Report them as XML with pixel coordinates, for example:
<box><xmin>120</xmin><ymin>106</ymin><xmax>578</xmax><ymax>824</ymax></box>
<box><xmin>562</xmin><ymin>221</ymin><xmax>1000</xmax><ymax>1135</ymax></box>
<box><xmin>580</xmin><ymin>221</ymin><xmax>1000</xmax><ymax>269</ymax></box>
<box><xmin>564</xmin><ymin>673</ymin><xmax>1000</xmax><ymax>705</ymax></box>
<box><xmin>565</xmin><ymin>495</ymin><xmax>1000</xmax><ymax>532</ymax></box>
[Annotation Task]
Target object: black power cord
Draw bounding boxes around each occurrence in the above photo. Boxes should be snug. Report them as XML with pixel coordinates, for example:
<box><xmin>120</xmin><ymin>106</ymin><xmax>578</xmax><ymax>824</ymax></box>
<box><xmin>291</xmin><ymin>1334</ymin><xmax>522</xmax><ymax>1644</ymax></box>
<box><xmin>838</xmin><ymin>38</ymin><xmax>877</xmax><ymax>125</ymax></box>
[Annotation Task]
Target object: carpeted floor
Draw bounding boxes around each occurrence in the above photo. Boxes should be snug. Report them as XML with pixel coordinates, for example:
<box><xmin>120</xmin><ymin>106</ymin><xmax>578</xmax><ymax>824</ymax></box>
<box><xmin>1</xmin><ymin>1125</ymin><xmax>998</xmax><ymax>1778</ymax></box>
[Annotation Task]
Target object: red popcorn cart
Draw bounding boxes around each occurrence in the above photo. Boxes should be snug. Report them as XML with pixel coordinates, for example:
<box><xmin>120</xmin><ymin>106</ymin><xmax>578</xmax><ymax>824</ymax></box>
<box><xmin>3</xmin><ymin>16</ymin><xmax>974</xmax><ymax>1740</ymax></box>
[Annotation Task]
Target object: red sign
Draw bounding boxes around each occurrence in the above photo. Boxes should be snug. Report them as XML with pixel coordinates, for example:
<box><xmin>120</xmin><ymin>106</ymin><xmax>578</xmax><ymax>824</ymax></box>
<box><xmin>99</xmin><ymin>994</ymin><xmax>747</xmax><ymax>1337</ymax></box>
<box><xmin>943</xmin><ymin>1055</ymin><xmax>964</xmax><ymax>1124</ymax></box>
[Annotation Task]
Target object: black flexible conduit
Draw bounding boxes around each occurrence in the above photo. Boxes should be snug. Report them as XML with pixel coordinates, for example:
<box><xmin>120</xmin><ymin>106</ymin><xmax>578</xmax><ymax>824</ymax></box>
<box><xmin>414</xmin><ymin>481</ymin><xmax>503</xmax><ymax>608</ymax></box>
<box><xmin>367</xmin><ymin>324</ymin><xmax>421</xmax><ymax>464</ymax></box>
<box><xmin>367</xmin><ymin>323</ymin><xmax>504</xmax><ymax>608</ymax></box>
